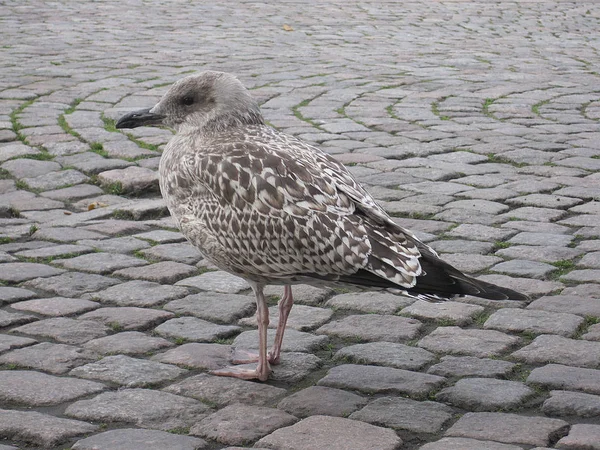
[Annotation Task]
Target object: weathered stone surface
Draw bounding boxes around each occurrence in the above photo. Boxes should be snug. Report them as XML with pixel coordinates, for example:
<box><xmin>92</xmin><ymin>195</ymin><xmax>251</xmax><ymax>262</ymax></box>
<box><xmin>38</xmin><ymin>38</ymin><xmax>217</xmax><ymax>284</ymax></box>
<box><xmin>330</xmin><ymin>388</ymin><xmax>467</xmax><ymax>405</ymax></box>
<box><xmin>351</xmin><ymin>396</ymin><xmax>452</xmax><ymax>434</ymax></box>
<box><xmin>165</xmin><ymin>292</ymin><xmax>255</xmax><ymax>324</ymax></box>
<box><xmin>114</xmin><ymin>261</ymin><xmax>197</xmax><ymax>284</ymax></box>
<box><xmin>14</xmin><ymin>243</ymin><xmax>93</xmax><ymax>259</ymax></box>
<box><xmin>509</xmin><ymin>232</ymin><xmax>573</xmax><ymax>247</ymax></box>
<box><xmin>447</xmin><ymin>223</ymin><xmax>515</xmax><ymax>242</ymax></box>
<box><xmin>90</xmin><ymin>279</ymin><xmax>189</xmax><ymax>307</ymax></box>
<box><xmin>78</xmin><ymin>306</ymin><xmax>173</xmax><ymax>330</ymax></box>
<box><xmin>52</xmin><ymin>252</ymin><xmax>147</xmax><ymax>273</ymax></box>
<box><xmin>34</xmin><ymin>226</ymin><xmax>106</xmax><ymax>242</ymax></box>
<box><xmin>528</xmin><ymin>295</ymin><xmax>600</xmax><ymax>317</ymax></box>
<box><xmin>12</xmin><ymin>317</ymin><xmax>108</xmax><ymax>344</ymax></box>
<box><xmin>556</xmin><ymin>424</ymin><xmax>600</xmax><ymax>450</ymax></box>
<box><xmin>583</xmin><ymin>323</ymin><xmax>600</xmax><ymax>341</ymax></box>
<box><xmin>23</xmin><ymin>272</ymin><xmax>119</xmax><ymax>297</ymax></box>
<box><xmin>152</xmin><ymin>343</ymin><xmax>232</xmax><ymax>370</ymax></box>
<box><xmin>401</xmin><ymin>300</ymin><xmax>484</xmax><ymax>325</ymax></box>
<box><xmin>70</xmin><ymin>354</ymin><xmax>186</xmax><ymax>387</ymax></box>
<box><xmin>65</xmin><ymin>388</ymin><xmax>212</xmax><ymax>430</ymax></box>
<box><xmin>316</xmin><ymin>314</ymin><xmax>422</xmax><ymax>342</ymax></box>
<box><xmin>543</xmin><ymin>390</ymin><xmax>600</xmax><ymax>418</ymax></box>
<box><xmin>72</xmin><ymin>428</ymin><xmax>208</xmax><ymax>450</ymax></box>
<box><xmin>175</xmin><ymin>270</ymin><xmax>250</xmax><ymax>293</ymax></box>
<box><xmin>484</xmin><ymin>308</ymin><xmax>584</xmax><ymax>337</ymax></box>
<box><xmin>77</xmin><ymin>236</ymin><xmax>151</xmax><ymax>253</ymax></box>
<box><xmin>98</xmin><ymin>166</ymin><xmax>159</xmax><ymax>193</ymax></box>
<box><xmin>496</xmin><ymin>245</ymin><xmax>583</xmax><ymax>263</ymax></box>
<box><xmin>240</xmin><ymin>304</ymin><xmax>332</xmax><ymax>331</ymax></box>
<box><xmin>0</xmin><ymin>409</ymin><xmax>97</xmax><ymax>447</ymax></box>
<box><xmin>0</xmin><ymin>262</ymin><xmax>64</xmax><ymax>282</ymax></box>
<box><xmin>0</xmin><ymin>286</ymin><xmax>37</xmax><ymax>305</ymax></box>
<box><xmin>334</xmin><ymin>341</ymin><xmax>435</xmax><ymax>370</ymax></box>
<box><xmin>325</xmin><ymin>291</ymin><xmax>415</xmax><ymax>313</ymax></box>
<box><xmin>561</xmin><ymin>269</ymin><xmax>600</xmax><ymax>283</ymax></box>
<box><xmin>256</xmin><ymin>415</ymin><xmax>402</xmax><ymax>450</ymax></box>
<box><xmin>233</xmin><ymin>328</ymin><xmax>328</xmax><ymax>353</ymax></box>
<box><xmin>264</xmin><ymin>352</ymin><xmax>322</xmax><ymax>383</ymax></box>
<box><xmin>263</xmin><ymin>284</ymin><xmax>333</xmax><ymax>306</ymax></box>
<box><xmin>134</xmin><ymin>229</ymin><xmax>186</xmax><ymax>243</ymax></box>
<box><xmin>40</xmin><ymin>183</ymin><xmax>103</xmax><ymax>201</ymax></box>
<box><xmin>190</xmin><ymin>404</ymin><xmax>297</xmax><ymax>446</ymax></box>
<box><xmin>10</xmin><ymin>296</ymin><xmax>99</xmax><ymax>316</ymax></box>
<box><xmin>512</xmin><ymin>335</ymin><xmax>600</xmax><ymax>368</ymax></box>
<box><xmin>527</xmin><ymin>364</ymin><xmax>600</xmax><ymax>395</ymax></box>
<box><xmin>165</xmin><ymin>373</ymin><xmax>286</xmax><ymax>407</ymax></box>
<box><xmin>1</xmin><ymin>159</ymin><xmax>61</xmax><ymax>178</ymax></box>
<box><xmin>437</xmin><ymin>378</ymin><xmax>534</xmax><ymax>411</ymax></box>
<box><xmin>419</xmin><ymin>437</ymin><xmax>525</xmax><ymax>450</ymax></box>
<box><xmin>278</xmin><ymin>386</ymin><xmax>366</xmax><ymax>418</ymax></box>
<box><xmin>445</xmin><ymin>412</ymin><xmax>569</xmax><ymax>446</ymax></box>
<box><xmin>477</xmin><ymin>274</ymin><xmax>563</xmax><ymax>297</ymax></box>
<box><xmin>427</xmin><ymin>355</ymin><xmax>516</xmax><ymax>378</ymax></box>
<box><xmin>24</xmin><ymin>169</ymin><xmax>89</xmax><ymax>190</ymax></box>
<box><xmin>418</xmin><ymin>326</ymin><xmax>519</xmax><ymax>357</ymax></box>
<box><xmin>155</xmin><ymin>317</ymin><xmax>240</xmax><ymax>342</ymax></box>
<box><xmin>0</xmin><ymin>342</ymin><xmax>97</xmax><ymax>374</ymax></box>
<box><xmin>317</xmin><ymin>364</ymin><xmax>445</xmax><ymax>396</ymax></box>
<box><xmin>490</xmin><ymin>259</ymin><xmax>556</xmax><ymax>279</ymax></box>
<box><xmin>0</xmin><ymin>370</ymin><xmax>105</xmax><ymax>406</ymax></box>
<box><xmin>83</xmin><ymin>331</ymin><xmax>173</xmax><ymax>355</ymax></box>
<box><xmin>0</xmin><ymin>310</ymin><xmax>36</xmax><ymax>327</ymax></box>
<box><xmin>0</xmin><ymin>334</ymin><xmax>36</xmax><ymax>354</ymax></box>
<box><xmin>140</xmin><ymin>242</ymin><xmax>203</xmax><ymax>264</ymax></box>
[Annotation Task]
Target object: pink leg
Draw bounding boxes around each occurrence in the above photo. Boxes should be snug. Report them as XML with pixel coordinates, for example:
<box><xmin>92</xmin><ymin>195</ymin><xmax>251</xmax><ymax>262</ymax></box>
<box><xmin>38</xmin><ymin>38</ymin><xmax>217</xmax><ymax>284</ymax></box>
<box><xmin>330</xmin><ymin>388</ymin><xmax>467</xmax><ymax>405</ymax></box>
<box><xmin>268</xmin><ymin>285</ymin><xmax>294</xmax><ymax>365</ymax></box>
<box><xmin>211</xmin><ymin>283</ymin><xmax>271</xmax><ymax>381</ymax></box>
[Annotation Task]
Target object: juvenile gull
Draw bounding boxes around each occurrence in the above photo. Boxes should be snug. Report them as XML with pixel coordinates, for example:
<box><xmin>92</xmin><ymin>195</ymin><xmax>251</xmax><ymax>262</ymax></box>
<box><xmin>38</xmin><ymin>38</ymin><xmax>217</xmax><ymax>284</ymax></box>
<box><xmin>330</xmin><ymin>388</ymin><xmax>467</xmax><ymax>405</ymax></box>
<box><xmin>116</xmin><ymin>71</ymin><xmax>527</xmax><ymax>381</ymax></box>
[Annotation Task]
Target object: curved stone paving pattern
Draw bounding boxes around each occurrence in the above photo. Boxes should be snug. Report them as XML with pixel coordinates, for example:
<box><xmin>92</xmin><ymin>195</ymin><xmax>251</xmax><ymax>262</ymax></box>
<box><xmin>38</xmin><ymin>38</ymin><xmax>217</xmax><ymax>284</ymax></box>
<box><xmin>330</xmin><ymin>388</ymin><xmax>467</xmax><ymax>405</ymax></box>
<box><xmin>1</xmin><ymin>0</ymin><xmax>600</xmax><ymax>449</ymax></box>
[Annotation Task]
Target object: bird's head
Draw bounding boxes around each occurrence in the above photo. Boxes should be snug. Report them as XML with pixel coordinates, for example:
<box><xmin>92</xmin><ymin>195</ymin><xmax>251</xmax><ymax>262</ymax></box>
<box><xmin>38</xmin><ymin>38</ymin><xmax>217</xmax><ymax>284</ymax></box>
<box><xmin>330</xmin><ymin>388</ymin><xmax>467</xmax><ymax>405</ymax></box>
<box><xmin>115</xmin><ymin>71</ymin><xmax>263</xmax><ymax>133</ymax></box>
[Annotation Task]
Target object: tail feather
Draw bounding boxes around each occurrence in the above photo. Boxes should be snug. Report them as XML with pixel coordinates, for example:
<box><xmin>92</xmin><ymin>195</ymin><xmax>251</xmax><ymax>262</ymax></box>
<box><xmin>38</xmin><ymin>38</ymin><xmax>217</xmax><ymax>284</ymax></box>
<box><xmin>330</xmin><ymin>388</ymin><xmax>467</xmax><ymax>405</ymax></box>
<box><xmin>337</xmin><ymin>221</ymin><xmax>529</xmax><ymax>302</ymax></box>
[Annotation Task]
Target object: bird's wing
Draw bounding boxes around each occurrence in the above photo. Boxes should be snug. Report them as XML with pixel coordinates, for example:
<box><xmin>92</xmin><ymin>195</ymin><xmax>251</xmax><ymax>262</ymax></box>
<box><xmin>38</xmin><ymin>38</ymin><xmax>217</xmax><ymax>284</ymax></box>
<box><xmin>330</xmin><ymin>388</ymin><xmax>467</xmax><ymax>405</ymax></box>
<box><xmin>166</xmin><ymin>132</ymin><xmax>422</xmax><ymax>287</ymax></box>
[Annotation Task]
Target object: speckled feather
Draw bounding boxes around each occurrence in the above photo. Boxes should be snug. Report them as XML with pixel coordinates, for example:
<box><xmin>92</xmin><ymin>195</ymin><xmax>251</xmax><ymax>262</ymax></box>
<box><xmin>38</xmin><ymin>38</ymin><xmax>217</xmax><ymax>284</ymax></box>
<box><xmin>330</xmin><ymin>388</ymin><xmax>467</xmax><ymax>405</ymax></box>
<box><xmin>160</xmin><ymin>125</ymin><xmax>423</xmax><ymax>289</ymax></box>
<box><xmin>149</xmin><ymin>71</ymin><xmax>528</xmax><ymax>302</ymax></box>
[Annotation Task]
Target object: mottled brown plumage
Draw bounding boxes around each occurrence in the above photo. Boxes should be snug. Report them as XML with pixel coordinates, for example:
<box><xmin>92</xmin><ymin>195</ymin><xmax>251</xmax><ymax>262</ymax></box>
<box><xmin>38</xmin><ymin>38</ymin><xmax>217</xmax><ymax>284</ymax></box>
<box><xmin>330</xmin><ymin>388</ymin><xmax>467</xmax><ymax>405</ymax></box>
<box><xmin>116</xmin><ymin>71</ymin><xmax>528</xmax><ymax>381</ymax></box>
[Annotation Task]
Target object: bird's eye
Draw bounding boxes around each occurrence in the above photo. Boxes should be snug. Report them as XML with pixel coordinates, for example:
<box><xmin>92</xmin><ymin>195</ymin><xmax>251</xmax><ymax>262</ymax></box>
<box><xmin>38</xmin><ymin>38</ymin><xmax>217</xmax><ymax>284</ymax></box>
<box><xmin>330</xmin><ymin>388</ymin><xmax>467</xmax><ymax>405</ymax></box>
<box><xmin>181</xmin><ymin>96</ymin><xmax>194</xmax><ymax>106</ymax></box>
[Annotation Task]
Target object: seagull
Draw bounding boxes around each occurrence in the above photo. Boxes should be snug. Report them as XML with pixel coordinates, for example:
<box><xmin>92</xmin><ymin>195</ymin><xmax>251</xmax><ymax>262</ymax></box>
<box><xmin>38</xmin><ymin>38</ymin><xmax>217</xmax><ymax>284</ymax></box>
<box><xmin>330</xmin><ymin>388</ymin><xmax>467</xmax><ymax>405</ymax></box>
<box><xmin>116</xmin><ymin>71</ymin><xmax>528</xmax><ymax>381</ymax></box>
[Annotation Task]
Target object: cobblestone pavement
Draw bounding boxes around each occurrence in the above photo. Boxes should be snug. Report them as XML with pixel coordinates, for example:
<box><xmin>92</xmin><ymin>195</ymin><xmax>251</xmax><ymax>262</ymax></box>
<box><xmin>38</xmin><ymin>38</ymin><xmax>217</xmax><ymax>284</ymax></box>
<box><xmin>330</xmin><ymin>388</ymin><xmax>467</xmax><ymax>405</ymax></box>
<box><xmin>1</xmin><ymin>0</ymin><xmax>600</xmax><ymax>449</ymax></box>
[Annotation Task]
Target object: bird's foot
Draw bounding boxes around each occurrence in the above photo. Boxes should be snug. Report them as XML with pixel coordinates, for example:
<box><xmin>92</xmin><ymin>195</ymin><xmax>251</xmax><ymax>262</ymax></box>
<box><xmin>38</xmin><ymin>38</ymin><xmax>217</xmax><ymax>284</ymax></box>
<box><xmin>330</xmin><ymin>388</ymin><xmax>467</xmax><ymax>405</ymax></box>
<box><xmin>210</xmin><ymin>363</ymin><xmax>270</xmax><ymax>381</ymax></box>
<box><xmin>232</xmin><ymin>348</ymin><xmax>281</xmax><ymax>365</ymax></box>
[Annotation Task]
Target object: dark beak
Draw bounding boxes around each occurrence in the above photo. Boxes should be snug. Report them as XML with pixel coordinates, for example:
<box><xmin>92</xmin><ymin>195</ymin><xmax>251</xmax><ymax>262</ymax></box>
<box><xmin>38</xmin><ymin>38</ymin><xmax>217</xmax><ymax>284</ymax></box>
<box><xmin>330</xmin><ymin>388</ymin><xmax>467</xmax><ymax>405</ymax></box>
<box><xmin>115</xmin><ymin>108</ymin><xmax>165</xmax><ymax>129</ymax></box>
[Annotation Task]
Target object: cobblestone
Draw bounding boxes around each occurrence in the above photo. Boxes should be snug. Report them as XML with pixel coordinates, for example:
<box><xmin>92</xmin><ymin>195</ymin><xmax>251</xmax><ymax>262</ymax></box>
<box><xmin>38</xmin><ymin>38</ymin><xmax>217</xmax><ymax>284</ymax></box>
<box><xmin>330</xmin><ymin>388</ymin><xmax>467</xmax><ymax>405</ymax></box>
<box><xmin>1</xmin><ymin>1</ymin><xmax>600</xmax><ymax>448</ymax></box>
<box><xmin>446</xmin><ymin>412</ymin><xmax>569</xmax><ymax>447</ymax></box>
<box><xmin>165</xmin><ymin>373</ymin><xmax>286</xmax><ymax>407</ymax></box>
<box><xmin>71</xmin><ymin>429</ymin><xmax>208</xmax><ymax>450</ymax></box>
<box><xmin>277</xmin><ymin>385</ymin><xmax>366</xmax><ymax>418</ymax></box>
<box><xmin>334</xmin><ymin>341</ymin><xmax>435</xmax><ymax>370</ymax></box>
<box><xmin>65</xmin><ymin>388</ymin><xmax>212</xmax><ymax>431</ymax></box>
<box><xmin>318</xmin><ymin>364</ymin><xmax>445</xmax><ymax>397</ymax></box>
<box><xmin>256</xmin><ymin>415</ymin><xmax>402</xmax><ymax>450</ymax></box>
<box><xmin>190</xmin><ymin>404</ymin><xmax>297</xmax><ymax>446</ymax></box>
<box><xmin>528</xmin><ymin>364</ymin><xmax>600</xmax><ymax>395</ymax></box>
<box><xmin>316</xmin><ymin>314</ymin><xmax>422</xmax><ymax>342</ymax></box>
<box><xmin>436</xmin><ymin>378</ymin><xmax>534</xmax><ymax>411</ymax></box>
<box><xmin>484</xmin><ymin>308</ymin><xmax>584</xmax><ymax>337</ymax></box>
<box><xmin>70</xmin><ymin>354</ymin><xmax>186</xmax><ymax>387</ymax></box>
<box><xmin>542</xmin><ymin>390</ymin><xmax>600</xmax><ymax>418</ymax></box>
<box><xmin>0</xmin><ymin>370</ymin><xmax>106</xmax><ymax>406</ymax></box>
<box><xmin>418</xmin><ymin>326</ymin><xmax>519</xmax><ymax>357</ymax></box>
<box><xmin>427</xmin><ymin>355</ymin><xmax>516</xmax><ymax>378</ymax></box>
<box><xmin>350</xmin><ymin>396</ymin><xmax>453</xmax><ymax>434</ymax></box>
<box><xmin>512</xmin><ymin>335</ymin><xmax>600</xmax><ymax>368</ymax></box>
<box><xmin>0</xmin><ymin>342</ymin><xmax>97</xmax><ymax>374</ymax></box>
